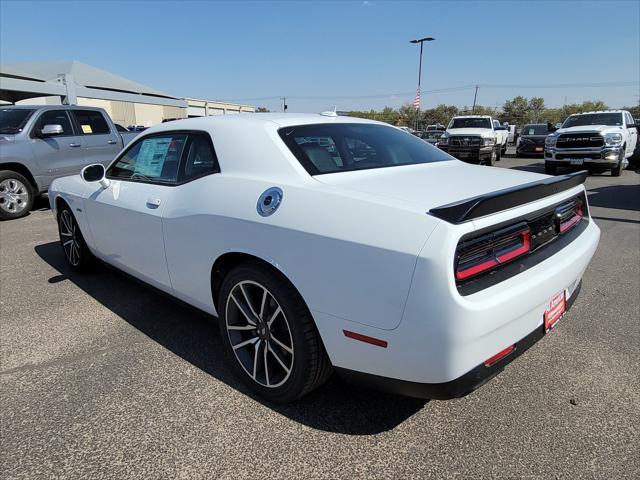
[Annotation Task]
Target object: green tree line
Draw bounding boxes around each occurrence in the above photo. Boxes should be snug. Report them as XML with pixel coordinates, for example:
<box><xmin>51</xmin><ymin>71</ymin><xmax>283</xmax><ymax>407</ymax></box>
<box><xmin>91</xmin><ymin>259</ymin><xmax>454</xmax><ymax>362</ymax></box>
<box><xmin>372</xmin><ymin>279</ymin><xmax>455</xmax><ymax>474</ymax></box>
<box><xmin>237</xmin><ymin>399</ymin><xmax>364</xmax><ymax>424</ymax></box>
<box><xmin>344</xmin><ymin>97</ymin><xmax>640</xmax><ymax>129</ymax></box>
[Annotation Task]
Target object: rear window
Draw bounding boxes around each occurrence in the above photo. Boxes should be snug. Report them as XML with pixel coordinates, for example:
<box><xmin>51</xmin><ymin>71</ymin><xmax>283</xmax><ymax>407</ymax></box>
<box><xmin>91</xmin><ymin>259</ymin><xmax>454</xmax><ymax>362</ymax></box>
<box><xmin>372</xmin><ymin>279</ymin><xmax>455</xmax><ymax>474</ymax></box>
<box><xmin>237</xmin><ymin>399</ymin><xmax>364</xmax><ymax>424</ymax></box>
<box><xmin>279</xmin><ymin>123</ymin><xmax>450</xmax><ymax>175</ymax></box>
<box><xmin>71</xmin><ymin>110</ymin><xmax>111</xmax><ymax>135</ymax></box>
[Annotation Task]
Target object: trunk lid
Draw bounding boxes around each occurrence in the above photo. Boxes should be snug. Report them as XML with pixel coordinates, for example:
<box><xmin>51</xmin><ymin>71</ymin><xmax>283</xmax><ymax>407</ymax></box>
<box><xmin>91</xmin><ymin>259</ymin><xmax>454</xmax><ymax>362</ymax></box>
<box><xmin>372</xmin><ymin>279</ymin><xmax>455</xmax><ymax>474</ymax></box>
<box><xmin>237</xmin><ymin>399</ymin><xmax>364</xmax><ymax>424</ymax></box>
<box><xmin>315</xmin><ymin>160</ymin><xmax>547</xmax><ymax>212</ymax></box>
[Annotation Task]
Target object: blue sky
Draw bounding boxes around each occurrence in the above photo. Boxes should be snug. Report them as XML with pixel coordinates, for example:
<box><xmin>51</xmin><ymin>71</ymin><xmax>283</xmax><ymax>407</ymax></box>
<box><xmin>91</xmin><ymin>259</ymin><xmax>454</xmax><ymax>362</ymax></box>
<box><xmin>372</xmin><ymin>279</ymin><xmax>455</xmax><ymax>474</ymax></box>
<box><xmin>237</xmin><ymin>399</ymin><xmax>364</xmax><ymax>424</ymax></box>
<box><xmin>1</xmin><ymin>0</ymin><xmax>639</xmax><ymax>112</ymax></box>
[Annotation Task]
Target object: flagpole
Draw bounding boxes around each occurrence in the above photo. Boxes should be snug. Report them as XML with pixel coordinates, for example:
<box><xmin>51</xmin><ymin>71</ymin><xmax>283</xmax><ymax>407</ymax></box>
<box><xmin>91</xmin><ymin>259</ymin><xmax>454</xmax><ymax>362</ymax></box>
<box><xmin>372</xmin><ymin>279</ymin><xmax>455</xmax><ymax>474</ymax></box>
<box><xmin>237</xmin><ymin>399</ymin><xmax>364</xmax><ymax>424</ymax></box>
<box><xmin>410</xmin><ymin>36</ymin><xmax>435</xmax><ymax>132</ymax></box>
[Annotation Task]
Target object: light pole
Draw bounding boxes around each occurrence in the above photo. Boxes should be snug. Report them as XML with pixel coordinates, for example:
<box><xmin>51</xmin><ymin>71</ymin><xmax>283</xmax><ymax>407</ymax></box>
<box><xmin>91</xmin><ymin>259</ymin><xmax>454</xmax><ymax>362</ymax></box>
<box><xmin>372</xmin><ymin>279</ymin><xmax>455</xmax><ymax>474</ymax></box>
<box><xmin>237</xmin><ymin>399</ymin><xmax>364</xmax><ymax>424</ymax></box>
<box><xmin>410</xmin><ymin>36</ymin><xmax>434</xmax><ymax>131</ymax></box>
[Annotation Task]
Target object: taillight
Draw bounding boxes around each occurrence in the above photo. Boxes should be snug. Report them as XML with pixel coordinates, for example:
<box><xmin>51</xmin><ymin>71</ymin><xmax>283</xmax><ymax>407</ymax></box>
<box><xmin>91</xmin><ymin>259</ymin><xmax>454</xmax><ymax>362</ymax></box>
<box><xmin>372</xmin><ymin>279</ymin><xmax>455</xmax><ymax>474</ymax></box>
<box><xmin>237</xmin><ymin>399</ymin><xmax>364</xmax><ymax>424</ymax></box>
<box><xmin>556</xmin><ymin>199</ymin><xmax>584</xmax><ymax>234</ymax></box>
<box><xmin>455</xmin><ymin>222</ymin><xmax>531</xmax><ymax>281</ymax></box>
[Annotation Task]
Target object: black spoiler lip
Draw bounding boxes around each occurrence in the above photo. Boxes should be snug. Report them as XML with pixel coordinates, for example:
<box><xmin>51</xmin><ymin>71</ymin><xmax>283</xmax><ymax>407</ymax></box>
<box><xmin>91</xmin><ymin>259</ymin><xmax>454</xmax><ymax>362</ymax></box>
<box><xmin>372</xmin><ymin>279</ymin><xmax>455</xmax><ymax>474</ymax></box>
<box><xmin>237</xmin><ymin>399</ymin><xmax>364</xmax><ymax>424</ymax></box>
<box><xmin>429</xmin><ymin>170</ymin><xmax>588</xmax><ymax>224</ymax></box>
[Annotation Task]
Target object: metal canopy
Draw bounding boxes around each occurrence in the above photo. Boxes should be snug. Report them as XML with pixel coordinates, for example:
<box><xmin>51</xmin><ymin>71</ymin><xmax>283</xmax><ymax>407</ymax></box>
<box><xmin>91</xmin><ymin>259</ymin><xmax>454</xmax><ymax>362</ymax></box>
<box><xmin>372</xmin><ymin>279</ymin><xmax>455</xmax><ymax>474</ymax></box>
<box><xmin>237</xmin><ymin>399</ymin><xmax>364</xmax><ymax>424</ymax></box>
<box><xmin>0</xmin><ymin>60</ymin><xmax>187</xmax><ymax>107</ymax></box>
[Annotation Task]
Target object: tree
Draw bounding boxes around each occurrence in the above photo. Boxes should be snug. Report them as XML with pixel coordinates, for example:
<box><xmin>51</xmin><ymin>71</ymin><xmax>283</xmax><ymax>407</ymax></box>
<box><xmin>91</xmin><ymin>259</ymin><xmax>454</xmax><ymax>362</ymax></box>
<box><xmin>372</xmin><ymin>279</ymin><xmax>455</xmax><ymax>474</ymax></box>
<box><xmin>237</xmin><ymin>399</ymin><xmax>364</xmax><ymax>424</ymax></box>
<box><xmin>502</xmin><ymin>96</ymin><xmax>530</xmax><ymax>125</ymax></box>
<box><xmin>528</xmin><ymin>97</ymin><xmax>545</xmax><ymax>123</ymax></box>
<box><xmin>256</xmin><ymin>107</ymin><xmax>270</xmax><ymax>112</ymax></box>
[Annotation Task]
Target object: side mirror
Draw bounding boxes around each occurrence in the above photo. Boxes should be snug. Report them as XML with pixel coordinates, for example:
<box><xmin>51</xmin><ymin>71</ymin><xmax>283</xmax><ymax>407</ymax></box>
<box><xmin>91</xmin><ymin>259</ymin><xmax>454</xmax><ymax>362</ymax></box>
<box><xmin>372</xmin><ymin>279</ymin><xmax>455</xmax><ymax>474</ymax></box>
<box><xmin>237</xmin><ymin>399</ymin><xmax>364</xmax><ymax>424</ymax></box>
<box><xmin>41</xmin><ymin>124</ymin><xmax>63</xmax><ymax>137</ymax></box>
<box><xmin>81</xmin><ymin>164</ymin><xmax>110</xmax><ymax>188</ymax></box>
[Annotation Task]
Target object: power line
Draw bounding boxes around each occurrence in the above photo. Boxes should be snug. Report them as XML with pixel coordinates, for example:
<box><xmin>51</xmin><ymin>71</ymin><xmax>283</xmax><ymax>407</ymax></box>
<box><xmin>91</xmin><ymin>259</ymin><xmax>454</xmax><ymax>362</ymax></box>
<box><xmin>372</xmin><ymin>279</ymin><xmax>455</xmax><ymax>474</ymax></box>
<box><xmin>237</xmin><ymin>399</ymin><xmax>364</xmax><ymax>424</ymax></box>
<box><xmin>228</xmin><ymin>81</ymin><xmax>638</xmax><ymax>103</ymax></box>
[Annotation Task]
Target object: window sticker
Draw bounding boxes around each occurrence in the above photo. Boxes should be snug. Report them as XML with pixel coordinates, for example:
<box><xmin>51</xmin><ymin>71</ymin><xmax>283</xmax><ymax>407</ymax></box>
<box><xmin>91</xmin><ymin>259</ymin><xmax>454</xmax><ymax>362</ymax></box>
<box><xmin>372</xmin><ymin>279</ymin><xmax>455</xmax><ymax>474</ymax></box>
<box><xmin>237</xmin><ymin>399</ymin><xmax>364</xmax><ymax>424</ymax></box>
<box><xmin>81</xmin><ymin>124</ymin><xmax>93</xmax><ymax>134</ymax></box>
<box><xmin>134</xmin><ymin>138</ymin><xmax>172</xmax><ymax>177</ymax></box>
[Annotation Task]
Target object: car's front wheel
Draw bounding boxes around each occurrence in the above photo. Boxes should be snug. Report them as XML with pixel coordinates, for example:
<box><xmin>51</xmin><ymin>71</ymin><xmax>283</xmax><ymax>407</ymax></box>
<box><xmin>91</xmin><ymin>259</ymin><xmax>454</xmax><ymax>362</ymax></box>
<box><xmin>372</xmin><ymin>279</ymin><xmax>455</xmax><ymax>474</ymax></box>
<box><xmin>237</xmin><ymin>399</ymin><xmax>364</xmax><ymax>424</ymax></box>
<box><xmin>57</xmin><ymin>203</ymin><xmax>94</xmax><ymax>272</ymax></box>
<box><xmin>0</xmin><ymin>170</ymin><xmax>34</xmax><ymax>220</ymax></box>
<box><xmin>219</xmin><ymin>261</ymin><xmax>331</xmax><ymax>403</ymax></box>
<box><xmin>611</xmin><ymin>148</ymin><xmax>624</xmax><ymax>177</ymax></box>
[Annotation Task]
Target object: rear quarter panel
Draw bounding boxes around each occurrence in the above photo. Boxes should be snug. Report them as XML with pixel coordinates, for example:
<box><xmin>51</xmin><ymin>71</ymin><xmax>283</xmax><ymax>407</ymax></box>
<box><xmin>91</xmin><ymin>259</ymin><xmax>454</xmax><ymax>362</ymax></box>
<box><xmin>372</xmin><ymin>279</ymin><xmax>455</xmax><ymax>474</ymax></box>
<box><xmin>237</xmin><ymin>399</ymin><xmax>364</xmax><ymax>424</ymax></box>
<box><xmin>161</xmin><ymin>174</ymin><xmax>440</xmax><ymax>330</ymax></box>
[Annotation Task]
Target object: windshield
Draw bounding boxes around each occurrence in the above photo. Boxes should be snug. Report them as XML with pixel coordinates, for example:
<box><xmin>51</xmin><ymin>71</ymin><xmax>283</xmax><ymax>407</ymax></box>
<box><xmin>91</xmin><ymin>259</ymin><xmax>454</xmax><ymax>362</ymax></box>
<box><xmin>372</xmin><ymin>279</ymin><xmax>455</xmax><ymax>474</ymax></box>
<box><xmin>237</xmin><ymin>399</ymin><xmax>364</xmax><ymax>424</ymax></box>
<box><xmin>448</xmin><ymin>117</ymin><xmax>492</xmax><ymax>129</ymax></box>
<box><xmin>522</xmin><ymin>124</ymin><xmax>548</xmax><ymax>135</ymax></box>
<box><xmin>562</xmin><ymin>113</ymin><xmax>623</xmax><ymax>128</ymax></box>
<box><xmin>0</xmin><ymin>108</ymin><xmax>35</xmax><ymax>134</ymax></box>
<box><xmin>279</xmin><ymin>123</ymin><xmax>451</xmax><ymax>175</ymax></box>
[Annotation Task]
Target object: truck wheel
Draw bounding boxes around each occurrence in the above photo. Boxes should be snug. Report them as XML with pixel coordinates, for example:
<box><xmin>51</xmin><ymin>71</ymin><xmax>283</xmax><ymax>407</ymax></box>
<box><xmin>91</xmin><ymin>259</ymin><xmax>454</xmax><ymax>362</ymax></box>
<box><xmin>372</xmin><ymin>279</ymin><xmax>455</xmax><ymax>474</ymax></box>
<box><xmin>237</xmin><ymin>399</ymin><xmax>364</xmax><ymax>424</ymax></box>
<box><xmin>496</xmin><ymin>147</ymin><xmax>502</xmax><ymax>162</ymax></box>
<box><xmin>611</xmin><ymin>148</ymin><xmax>624</xmax><ymax>177</ymax></box>
<box><xmin>501</xmin><ymin>144</ymin><xmax>507</xmax><ymax>155</ymax></box>
<box><xmin>0</xmin><ymin>170</ymin><xmax>34</xmax><ymax>220</ymax></box>
<box><xmin>545</xmin><ymin>164</ymin><xmax>557</xmax><ymax>175</ymax></box>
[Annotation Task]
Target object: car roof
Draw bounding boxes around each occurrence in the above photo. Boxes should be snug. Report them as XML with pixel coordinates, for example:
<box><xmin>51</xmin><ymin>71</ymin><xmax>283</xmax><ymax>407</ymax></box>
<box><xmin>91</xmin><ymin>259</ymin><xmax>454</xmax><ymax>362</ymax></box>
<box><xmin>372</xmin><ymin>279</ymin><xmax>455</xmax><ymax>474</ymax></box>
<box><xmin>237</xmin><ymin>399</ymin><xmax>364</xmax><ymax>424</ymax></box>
<box><xmin>143</xmin><ymin>112</ymin><xmax>384</xmax><ymax>132</ymax></box>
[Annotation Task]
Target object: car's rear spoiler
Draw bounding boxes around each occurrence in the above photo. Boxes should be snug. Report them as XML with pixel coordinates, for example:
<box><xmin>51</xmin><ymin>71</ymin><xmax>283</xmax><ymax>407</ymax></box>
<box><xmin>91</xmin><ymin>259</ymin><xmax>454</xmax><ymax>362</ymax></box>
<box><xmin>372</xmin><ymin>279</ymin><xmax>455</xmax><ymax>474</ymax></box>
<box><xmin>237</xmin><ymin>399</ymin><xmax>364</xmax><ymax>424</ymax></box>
<box><xmin>429</xmin><ymin>170</ymin><xmax>588</xmax><ymax>224</ymax></box>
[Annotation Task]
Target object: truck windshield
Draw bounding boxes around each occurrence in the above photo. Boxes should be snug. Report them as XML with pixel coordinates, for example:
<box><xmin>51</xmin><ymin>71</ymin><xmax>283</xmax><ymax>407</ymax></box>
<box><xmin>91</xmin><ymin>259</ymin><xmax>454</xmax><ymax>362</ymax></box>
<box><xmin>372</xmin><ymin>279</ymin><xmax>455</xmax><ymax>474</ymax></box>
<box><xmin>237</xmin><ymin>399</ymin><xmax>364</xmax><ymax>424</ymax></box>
<box><xmin>0</xmin><ymin>108</ymin><xmax>35</xmax><ymax>134</ymax></box>
<box><xmin>279</xmin><ymin>123</ymin><xmax>450</xmax><ymax>175</ymax></box>
<box><xmin>562</xmin><ymin>113</ymin><xmax>623</xmax><ymax>128</ymax></box>
<box><xmin>448</xmin><ymin>118</ymin><xmax>492</xmax><ymax>129</ymax></box>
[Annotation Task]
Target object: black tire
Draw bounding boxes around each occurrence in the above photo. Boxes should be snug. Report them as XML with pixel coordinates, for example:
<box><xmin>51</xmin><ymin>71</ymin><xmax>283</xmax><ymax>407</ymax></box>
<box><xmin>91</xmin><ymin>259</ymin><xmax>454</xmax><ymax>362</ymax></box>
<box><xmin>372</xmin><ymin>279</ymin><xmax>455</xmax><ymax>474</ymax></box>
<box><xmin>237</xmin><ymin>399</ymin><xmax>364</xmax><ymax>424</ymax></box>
<box><xmin>611</xmin><ymin>148</ymin><xmax>624</xmax><ymax>177</ymax></box>
<box><xmin>515</xmin><ymin>150</ymin><xmax>522</xmax><ymax>158</ymax></box>
<box><xmin>496</xmin><ymin>146</ymin><xmax>502</xmax><ymax>162</ymax></box>
<box><xmin>57</xmin><ymin>203</ymin><xmax>94</xmax><ymax>272</ymax></box>
<box><xmin>501</xmin><ymin>144</ymin><xmax>507</xmax><ymax>156</ymax></box>
<box><xmin>0</xmin><ymin>170</ymin><xmax>34</xmax><ymax>220</ymax></box>
<box><xmin>545</xmin><ymin>163</ymin><xmax>557</xmax><ymax>175</ymax></box>
<box><xmin>218</xmin><ymin>261</ymin><xmax>332</xmax><ymax>403</ymax></box>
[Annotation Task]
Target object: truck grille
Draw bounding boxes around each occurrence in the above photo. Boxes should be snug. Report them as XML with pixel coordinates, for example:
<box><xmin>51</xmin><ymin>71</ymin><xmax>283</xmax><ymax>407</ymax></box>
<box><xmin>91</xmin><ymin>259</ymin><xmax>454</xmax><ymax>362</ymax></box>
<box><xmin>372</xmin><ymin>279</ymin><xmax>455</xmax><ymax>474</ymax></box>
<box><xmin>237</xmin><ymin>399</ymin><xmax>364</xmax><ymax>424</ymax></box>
<box><xmin>556</xmin><ymin>133</ymin><xmax>604</xmax><ymax>149</ymax></box>
<box><xmin>449</xmin><ymin>136</ymin><xmax>483</xmax><ymax>147</ymax></box>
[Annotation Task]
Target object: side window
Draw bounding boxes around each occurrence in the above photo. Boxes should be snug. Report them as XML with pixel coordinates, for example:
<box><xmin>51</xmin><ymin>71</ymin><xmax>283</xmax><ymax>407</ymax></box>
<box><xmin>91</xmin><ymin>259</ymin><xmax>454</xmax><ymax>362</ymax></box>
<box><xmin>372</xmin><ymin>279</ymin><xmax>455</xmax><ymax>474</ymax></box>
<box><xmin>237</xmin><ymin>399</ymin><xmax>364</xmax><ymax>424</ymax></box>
<box><xmin>626</xmin><ymin>112</ymin><xmax>634</xmax><ymax>126</ymax></box>
<box><xmin>180</xmin><ymin>133</ymin><xmax>219</xmax><ymax>182</ymax></box>
<box><xmin>33</xmin><ymin>110</ymin><xmax>74</xmax><ymax>136</ymax></box>
<box><xmin>107</xmin><ymin>134</ymin><xmax>187</xmax><ymax>184</ymax></box>
<box><xmin>71</xmin><ymin>110</ymin><xmax>111</xmax><ymax>135</ymax></box>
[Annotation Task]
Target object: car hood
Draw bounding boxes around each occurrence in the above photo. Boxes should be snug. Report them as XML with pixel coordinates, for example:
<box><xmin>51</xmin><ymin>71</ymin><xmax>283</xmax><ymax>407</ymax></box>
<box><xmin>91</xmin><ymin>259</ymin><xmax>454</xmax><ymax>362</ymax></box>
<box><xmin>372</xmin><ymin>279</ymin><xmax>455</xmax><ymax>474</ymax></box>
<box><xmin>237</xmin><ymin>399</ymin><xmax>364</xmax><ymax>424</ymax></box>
<box><xmin>446</xmin><ymin>128</ymin><xmax>495</xmax><ymax>137</ymax></box>
<box><xmin>315</xmin><ymin>160</ymin><xmax>547</xmax><ymax>211</ymax></box>
<box><xmin>556</xmin><ymin>125</ymin><xmax>623</xmax><ymax>134</ymax></box>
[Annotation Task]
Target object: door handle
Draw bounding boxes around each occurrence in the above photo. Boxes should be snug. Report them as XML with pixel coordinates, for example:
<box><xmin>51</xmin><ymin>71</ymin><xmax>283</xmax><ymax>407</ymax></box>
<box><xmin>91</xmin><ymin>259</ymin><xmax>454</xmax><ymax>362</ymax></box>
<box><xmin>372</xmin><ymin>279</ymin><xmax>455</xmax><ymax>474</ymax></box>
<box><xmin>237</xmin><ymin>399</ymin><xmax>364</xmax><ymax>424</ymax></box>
<box><xmin>146</xmin><ymin>198</ymin><xmax>161</xmax><ymax>208</ymax></box>
<box><xmin>107</xmin><ymin>140</ymin><xmax>117</xmax><ymax>145</ymax></box>
<box><xmin>69</xmin><ymin>143</ymin><xmax>81</xmax><ymax>148</ymax></box>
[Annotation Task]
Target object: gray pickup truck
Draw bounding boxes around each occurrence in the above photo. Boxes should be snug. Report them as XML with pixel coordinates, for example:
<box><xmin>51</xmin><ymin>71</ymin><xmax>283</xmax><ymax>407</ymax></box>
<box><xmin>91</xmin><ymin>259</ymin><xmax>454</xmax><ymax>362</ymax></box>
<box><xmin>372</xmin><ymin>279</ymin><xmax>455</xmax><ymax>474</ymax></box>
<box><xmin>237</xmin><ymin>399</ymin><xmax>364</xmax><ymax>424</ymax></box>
<box><xmin>0</xmin><ymin>105</ymin><xmax>138</xmax><ymax>219</ymax></box>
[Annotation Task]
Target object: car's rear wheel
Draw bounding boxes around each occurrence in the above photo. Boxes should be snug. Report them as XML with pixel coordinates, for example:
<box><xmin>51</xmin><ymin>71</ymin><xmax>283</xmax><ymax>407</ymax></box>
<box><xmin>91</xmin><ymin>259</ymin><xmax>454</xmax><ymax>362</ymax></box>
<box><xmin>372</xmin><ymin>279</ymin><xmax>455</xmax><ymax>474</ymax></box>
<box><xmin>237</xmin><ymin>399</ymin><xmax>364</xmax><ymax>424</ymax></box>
<box><xmin>219</xmin><ymin>261</ymin><xmax>331</xmax><ymax>403</ymax></box>
<box><xmin>0</xmin><ymin>170</ymin><xmax>34</xmax><ymax>220</ymax></box>
<box><xmin>57</xmin><ymin>204</ymin><xmax>94</xmax><ymax>272</ymax></box>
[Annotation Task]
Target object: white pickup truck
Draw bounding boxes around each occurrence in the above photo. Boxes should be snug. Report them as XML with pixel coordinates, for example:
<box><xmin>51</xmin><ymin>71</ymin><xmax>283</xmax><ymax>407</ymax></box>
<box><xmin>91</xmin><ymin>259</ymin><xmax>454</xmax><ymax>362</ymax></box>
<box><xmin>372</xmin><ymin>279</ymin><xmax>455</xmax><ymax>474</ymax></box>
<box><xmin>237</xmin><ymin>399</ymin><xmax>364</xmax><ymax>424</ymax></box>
<box><xmin>438</xmin><ymin>115</ymin><xmax>507</xmax><ymax>165</ymax></box>
<box><xmin>545</xmin><ymin>110</ymin><xmax>638</xmax><ymax>176</ymax></box>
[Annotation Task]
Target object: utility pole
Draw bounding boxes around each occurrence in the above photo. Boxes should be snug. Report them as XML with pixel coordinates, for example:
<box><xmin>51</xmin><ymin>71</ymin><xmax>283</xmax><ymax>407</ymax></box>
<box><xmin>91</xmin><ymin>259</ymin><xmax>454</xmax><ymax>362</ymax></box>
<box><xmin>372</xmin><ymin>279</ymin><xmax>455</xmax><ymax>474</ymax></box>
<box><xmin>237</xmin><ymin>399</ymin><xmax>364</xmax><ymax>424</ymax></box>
<box><xmin>281</xmin><ymin>97</ymin><xmax>287</xmax><ymax>113</ymax></box>
<box><xmin>472</xmin><ymin>85</ymin><xmax>479</xmax><ymax>114</ymax></box>
<box><xmin>410</xmin><ymin>36</ymin><xmax>435</xmax><ymax>131</ymax></box>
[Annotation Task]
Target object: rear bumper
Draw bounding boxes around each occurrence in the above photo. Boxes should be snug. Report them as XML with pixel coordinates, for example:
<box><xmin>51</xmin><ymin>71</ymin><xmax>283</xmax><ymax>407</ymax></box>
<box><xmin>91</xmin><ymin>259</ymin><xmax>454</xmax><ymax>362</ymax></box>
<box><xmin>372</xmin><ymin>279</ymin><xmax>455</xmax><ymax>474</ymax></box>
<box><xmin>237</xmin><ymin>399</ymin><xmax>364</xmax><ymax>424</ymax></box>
<box><xmin>337</xmin><ymin>281</ymin><xmax>582</xmax><ymax>399</ymax></box>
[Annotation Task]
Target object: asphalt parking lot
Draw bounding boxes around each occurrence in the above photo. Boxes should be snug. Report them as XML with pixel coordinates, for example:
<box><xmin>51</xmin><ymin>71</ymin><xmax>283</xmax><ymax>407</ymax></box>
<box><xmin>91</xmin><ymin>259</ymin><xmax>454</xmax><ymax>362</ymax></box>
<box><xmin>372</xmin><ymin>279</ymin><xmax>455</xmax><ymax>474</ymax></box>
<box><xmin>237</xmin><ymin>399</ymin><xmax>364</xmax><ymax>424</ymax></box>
<box><xmin>1</xmin><ymin>152</ymin><xmax>639</xmax><ymax>479</ymax></box>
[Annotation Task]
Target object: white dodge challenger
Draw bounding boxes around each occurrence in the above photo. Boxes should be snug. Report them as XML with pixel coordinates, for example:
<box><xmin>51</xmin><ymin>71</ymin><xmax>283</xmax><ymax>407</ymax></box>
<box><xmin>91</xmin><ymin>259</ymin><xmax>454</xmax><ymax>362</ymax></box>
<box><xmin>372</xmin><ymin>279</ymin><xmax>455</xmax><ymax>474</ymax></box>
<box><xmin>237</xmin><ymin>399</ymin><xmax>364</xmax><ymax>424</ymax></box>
<box><xmin>48</xmin><ymin>113</ymin><xmax>600</xmax><ymax>403</ymax></box>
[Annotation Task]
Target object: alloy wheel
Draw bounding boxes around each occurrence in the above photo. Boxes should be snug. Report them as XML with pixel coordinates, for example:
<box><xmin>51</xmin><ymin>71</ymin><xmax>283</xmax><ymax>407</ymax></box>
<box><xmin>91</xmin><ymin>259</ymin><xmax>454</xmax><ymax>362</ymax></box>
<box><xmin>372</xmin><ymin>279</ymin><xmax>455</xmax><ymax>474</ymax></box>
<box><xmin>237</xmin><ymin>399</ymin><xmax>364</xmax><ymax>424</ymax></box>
<box><xmin>59</xmin><ymin>210</ymin><xmax>82</xmax><ymax>266</ymax></box>
<box><xmin>225</xmin><ymin>280</ymin><xmax>294</xmax><ymax>388</ymax></box>
<box><xmin>0</xmin><ymin>178</ymin><xmax>29</xmax><ymax>215</ymax></box>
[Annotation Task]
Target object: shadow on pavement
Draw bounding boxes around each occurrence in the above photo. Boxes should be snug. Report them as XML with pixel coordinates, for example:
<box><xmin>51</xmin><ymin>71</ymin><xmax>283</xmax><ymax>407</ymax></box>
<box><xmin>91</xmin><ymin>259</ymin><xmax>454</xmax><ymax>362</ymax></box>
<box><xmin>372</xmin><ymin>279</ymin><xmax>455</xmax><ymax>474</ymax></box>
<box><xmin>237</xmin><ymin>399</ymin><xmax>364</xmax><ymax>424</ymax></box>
<box><xmin>587</xmin><ymin>184</ymin><xmax>640</xmax><ymax>212</ymax></box>
<box><xmin>508</xmin><ymin>161</ymin><xmax>545</xmax><ymax>174</ymax></box>
<box><xmin>35</xmin><ymin>241</ymin><xmax>427</xmax><ymax>435</ymax></box>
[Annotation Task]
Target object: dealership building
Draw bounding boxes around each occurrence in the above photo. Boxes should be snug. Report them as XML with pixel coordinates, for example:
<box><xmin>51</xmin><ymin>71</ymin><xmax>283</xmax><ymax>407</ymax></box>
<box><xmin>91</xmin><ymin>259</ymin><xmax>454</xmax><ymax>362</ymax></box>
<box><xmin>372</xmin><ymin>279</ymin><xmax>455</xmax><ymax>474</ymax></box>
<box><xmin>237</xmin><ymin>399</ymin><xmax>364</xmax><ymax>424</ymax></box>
<box><xmin>0</xmin><ymin>60</ymin><xmax>255</xmax><ymax>127</ymax></box>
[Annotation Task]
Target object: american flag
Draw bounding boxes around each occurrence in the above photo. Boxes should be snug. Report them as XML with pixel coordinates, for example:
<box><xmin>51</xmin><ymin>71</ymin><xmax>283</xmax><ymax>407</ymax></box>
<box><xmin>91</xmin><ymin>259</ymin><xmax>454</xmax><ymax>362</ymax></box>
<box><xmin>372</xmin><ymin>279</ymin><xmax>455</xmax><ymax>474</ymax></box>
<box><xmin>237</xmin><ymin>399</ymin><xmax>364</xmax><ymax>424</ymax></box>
<box><xmin>413</xmin><ymin>87</ymin><xmax>420</xmax><ymax>110</ymax></box>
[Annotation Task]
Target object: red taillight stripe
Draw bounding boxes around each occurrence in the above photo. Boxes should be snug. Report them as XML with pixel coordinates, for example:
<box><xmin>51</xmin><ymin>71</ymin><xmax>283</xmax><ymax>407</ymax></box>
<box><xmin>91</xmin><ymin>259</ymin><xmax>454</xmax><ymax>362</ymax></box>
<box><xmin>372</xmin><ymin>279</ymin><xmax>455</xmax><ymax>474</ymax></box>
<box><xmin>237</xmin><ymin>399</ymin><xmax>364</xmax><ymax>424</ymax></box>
<box><xmin>484</xmin><ymin>344</ymin><xmax>516</xmax><ymax>367</ymax></box>
<box><xmin>456</xmin><ymin>230</ymin><xmax>531</xmax><ymax>281</ymax></box>
<box><xmin>560</xmin><ymin>210</ymin><xmax>583</xmax><ymax>233</ymax></box>
<box><xmin>343</xmin><ymin>330</ymin><xmax>388</xmax><ymax>348</ymax></box>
